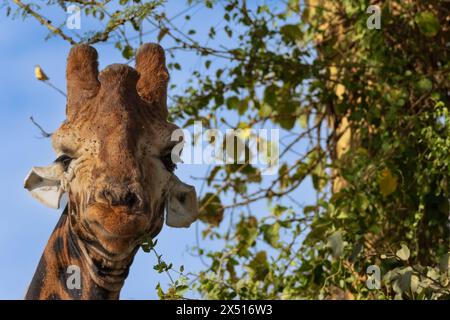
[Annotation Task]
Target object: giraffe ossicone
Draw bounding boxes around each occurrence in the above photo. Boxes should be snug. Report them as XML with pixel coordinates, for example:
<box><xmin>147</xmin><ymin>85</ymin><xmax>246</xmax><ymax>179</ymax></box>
<box><xmin>23</xmin><ymin>43</ymin><xmax>198</xmax><ymax>300</ymax></box>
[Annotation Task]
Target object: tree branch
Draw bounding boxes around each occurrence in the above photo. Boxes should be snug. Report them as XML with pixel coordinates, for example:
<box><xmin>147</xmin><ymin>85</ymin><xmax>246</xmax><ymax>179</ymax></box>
<box><xmin>13</xmin><ymin>0</ymin><xmax>77</xmax><ymax>45</ymax></box>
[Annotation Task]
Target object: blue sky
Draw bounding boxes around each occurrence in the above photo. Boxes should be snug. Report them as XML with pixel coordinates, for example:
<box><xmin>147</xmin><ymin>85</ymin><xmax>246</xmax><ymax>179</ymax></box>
<box><xmin>0</xmin><ymin>0</ymin><xmax>316</xmax><ymax>299</ymax></box>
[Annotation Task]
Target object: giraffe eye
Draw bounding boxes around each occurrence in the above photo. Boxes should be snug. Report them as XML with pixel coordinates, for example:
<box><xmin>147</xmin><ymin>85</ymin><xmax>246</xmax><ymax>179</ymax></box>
<box><xmin>55</xmin><ymin>154</ymin><xmax>73</xmax><ymax>171</ymax></box>
<box><xmin>161</xmin><ymin>152</ymin><xmax>177</xmax><ymax>172</ymax></box>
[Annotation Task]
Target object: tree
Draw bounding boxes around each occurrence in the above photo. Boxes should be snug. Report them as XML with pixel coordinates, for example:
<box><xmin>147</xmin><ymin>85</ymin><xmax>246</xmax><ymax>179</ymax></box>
<box><xmin>6</xmin><ymin>0</ymin><xmax>449</xmax><ymax>299</ymax></box>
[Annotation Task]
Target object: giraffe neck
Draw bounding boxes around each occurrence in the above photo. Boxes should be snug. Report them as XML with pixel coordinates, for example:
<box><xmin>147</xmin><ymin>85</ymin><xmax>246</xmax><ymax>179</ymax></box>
<box><xmin>25</xmin><ymin>207</ymin><xmax>136</xmax><ymax>300</ymax></box>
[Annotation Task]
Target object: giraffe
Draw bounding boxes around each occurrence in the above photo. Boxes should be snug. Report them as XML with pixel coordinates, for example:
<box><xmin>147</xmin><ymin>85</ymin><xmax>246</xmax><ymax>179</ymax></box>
<box><xmin>23</xmin><ymin>43</ymin><xmax>198</xmax><ymax>300</ymax></box>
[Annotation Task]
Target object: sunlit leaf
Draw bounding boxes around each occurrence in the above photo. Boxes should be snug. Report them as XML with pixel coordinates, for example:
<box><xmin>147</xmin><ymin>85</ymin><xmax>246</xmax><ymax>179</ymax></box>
<box><xmin>378</xmin><ymin>168</ymin><xmax>398</xmax><ymax>197</ymax></box>
<box><xmin>415</xmin><ymin>11</ymin><xmax>440</xmax><ymax>37</ymax></box>
<box><xmin>396</xmin><ymin>244</ymin><xmax>410</xmax><ymax>261</ymax></box>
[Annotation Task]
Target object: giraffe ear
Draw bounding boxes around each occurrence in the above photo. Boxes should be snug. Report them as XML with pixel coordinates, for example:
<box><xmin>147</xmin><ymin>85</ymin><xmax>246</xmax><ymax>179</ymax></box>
<box><xmin>24</xmin><ymin>163</ymin><xmax>65</xmax><ymax>209</ymax></box>
<box><xmin>165</xmin><ymin>175</ymin><xmax>198</xmax><ymax>228</ymax></box>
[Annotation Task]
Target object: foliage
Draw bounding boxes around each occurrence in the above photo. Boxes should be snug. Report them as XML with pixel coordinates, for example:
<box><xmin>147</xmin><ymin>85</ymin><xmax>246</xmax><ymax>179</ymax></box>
<box><xmin>7</xmin><ymin>0</ymin><xmax>449</xmax><ymax>299</ymax></box>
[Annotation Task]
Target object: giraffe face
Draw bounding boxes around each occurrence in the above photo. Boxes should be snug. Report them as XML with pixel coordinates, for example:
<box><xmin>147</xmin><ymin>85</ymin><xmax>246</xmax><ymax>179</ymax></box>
<box><xmin>24</xmin><ymin>44</ymin><xmax>198</xmax><ymax>255</ymax></box>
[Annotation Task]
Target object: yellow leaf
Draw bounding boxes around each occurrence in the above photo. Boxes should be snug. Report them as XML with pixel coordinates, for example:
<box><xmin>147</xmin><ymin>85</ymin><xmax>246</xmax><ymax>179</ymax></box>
<box><xmin>378</xmin><ymin>168</ymin><xmax>398</xmax><ymax>197</ymax></box>
<box><xmin>236</xmin><ymin>122</ymin><xmax>252</xmax><ymax>139</ymax></box>
<box><xmin>238</xmin><ymin>128</ymin><xmax>251</xmax><ymax>139</ymax></box>
<box><xmin>34</xmin><ymin>65</ymin><xmax>49</xmax><ymax>81</ymax></box>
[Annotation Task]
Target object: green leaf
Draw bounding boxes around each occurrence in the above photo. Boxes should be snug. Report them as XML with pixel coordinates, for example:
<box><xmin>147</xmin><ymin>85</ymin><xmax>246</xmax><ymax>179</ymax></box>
<box><xmin>439</xmin><ymin>252</ymin><xmax>450</xmax><ymax>275</ymax></box>
<box><xmin>336</xmin><ymin>210</ymin><xmax>349</xmax><ymax>219</ymax></box>
<box><xmin>298</xmin><ymin>113</ymin><xmax>308</xmax><ymax>129</ymax></box>
<box><xmin>378</xmin><ymin>168</ymin><xmax>398</xmax><ymax>197</ymax></box>
<box><xmin>368</xmin><ymin>224</ymin><xmax>382</xmax><ymax>234</ymax></box>
<box><xmin>263</xmin><ymin>85</ymin><xmax>277</xmax><ymax>107</ymax></box>
<box><xmin>261</xmin><ymin>222</ymin><xmax>280</xmax><ymax>248</ymax></box>
<box><xmin>411</xmin><ymin>274</ymin><xmax>419</xmax><ymax>293</ymax></box>
<box><xmin>121</xmin><ymin>45</ymin><xmax>134</xmax><ymax>59</ymax></box>
<box><xmin>198</xmin><ymin>193</ymin><xmax>224</xmax><ymax>227</ymax></box>
<box><xmin>226</xmin><ymin>96</ymin><xmax>239</xmax><ymax>110</ymax></box>
<box><xmin>280</xmin><ymin>24</ymin><xmax>302</xmax><ymax>42</ymax></box>
<box><xmin>304</xmin><ymin>219</ymin><xmax>331</xmax><ymax>244</ymax></box>
<box><xmin>415</xmin><ymin>11</ymin><xmax>440</xmax><ymax>37</ymax></box>
<box><xmin>287</xmin><ymin>0</ymin><xmax>300</xmax><ymax>14</ymax></box>
<box><xmin>247</xmin><ymin>251</ymin><xmax>269</xmax><ymax>281</ymax></box>
<box><xmin>141</xmin><ymin>237</ymin><xmax>157</xmax><ymax>252</ymax></box>
<box><xmin>258</xmin><ymin>103</ymin><xmax>272</xmax><ymax>117</ymax></box>
<box><xmin>238</xmin><ymin>98</ymin><xmax>248</xmax><ymax>115</ymax></box>
<box><xmin>312</xmin><ymin>162</ymin><xmax>326</xmax><ymax>191</ymax></box>
<box><xmin>272</xmin><ymin>204</ymin><xmax>287</xmax><ymax>217</ymax></box>
<box><xmin>207</xmin><ymin>166</ymin><xmax>221</xmax><ymax>186</ymax></box>
<box><xmin>236</xmin><ymin>216</ymin><xmax>258</xmax><ymax>253</ymax></box>
<box><xmin>156</xmin><ymin>283</ymin><xmax>164</xmax><ymax>299</ymax></box>
<box><xmin>157</xmin><ymin>27</ymin><xmax>169</xmax><ymax>43</ymax></box>
<box><xmin>396</xmin><ymin>244</ymin><xmax>410</xmax><ymax>261</ymax></box>
<box><xmin>175</xmin><ymin>285</ymin><xmax>189</xmax><ymax>296</ymax></box>
<box><xmin>416</xmin><ymin>77</ymin><xmax>433</xmax><ymax>92</ymax></box>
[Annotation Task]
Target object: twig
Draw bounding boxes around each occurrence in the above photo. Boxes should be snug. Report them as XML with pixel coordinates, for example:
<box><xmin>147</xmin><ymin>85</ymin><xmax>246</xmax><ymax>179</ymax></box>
<box><xmin>29</xmin><ymin>116</ymin><xmax>52</xmax><ymax>138</ymax></box>
<box><xmin>42</xmin><ymin>80</ymin><xmax>67</xmax><ymax>97</ymax></box>
<box><xmin>13</xmin><ymin>0</ymin><xmax>77</xmax><ymax>45</ymax></box>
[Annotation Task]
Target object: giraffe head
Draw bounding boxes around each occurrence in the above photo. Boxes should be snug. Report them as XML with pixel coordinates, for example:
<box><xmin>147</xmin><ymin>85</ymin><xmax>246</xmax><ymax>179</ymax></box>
<box><xmin>24</xmin><ymin>44</ymin><xmax>198</xmax><ymax>256</ymax></box>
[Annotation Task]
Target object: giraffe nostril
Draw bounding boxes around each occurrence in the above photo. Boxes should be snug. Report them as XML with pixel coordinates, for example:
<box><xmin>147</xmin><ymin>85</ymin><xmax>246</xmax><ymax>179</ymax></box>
<box><xmin>123</xmin><ymin>191</ymin><xmax>138</xmax><ymax>208</ymax></box>
<box><xmin>104</xmin><ymin>189</ymin><xmax>138</xmax><ymax>209</ymax></box>
<box><xmin>99</xmin><ymin>186</ymin><xmax>141</xmax><ymax>210</ymax></box>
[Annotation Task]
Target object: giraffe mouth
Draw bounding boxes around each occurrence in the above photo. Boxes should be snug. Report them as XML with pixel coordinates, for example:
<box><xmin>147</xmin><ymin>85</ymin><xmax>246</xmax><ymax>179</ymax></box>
<box><xmin>81</xmin><ymin>202</ymin><xmax>151</xmax><ymax>248</ymax></box>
